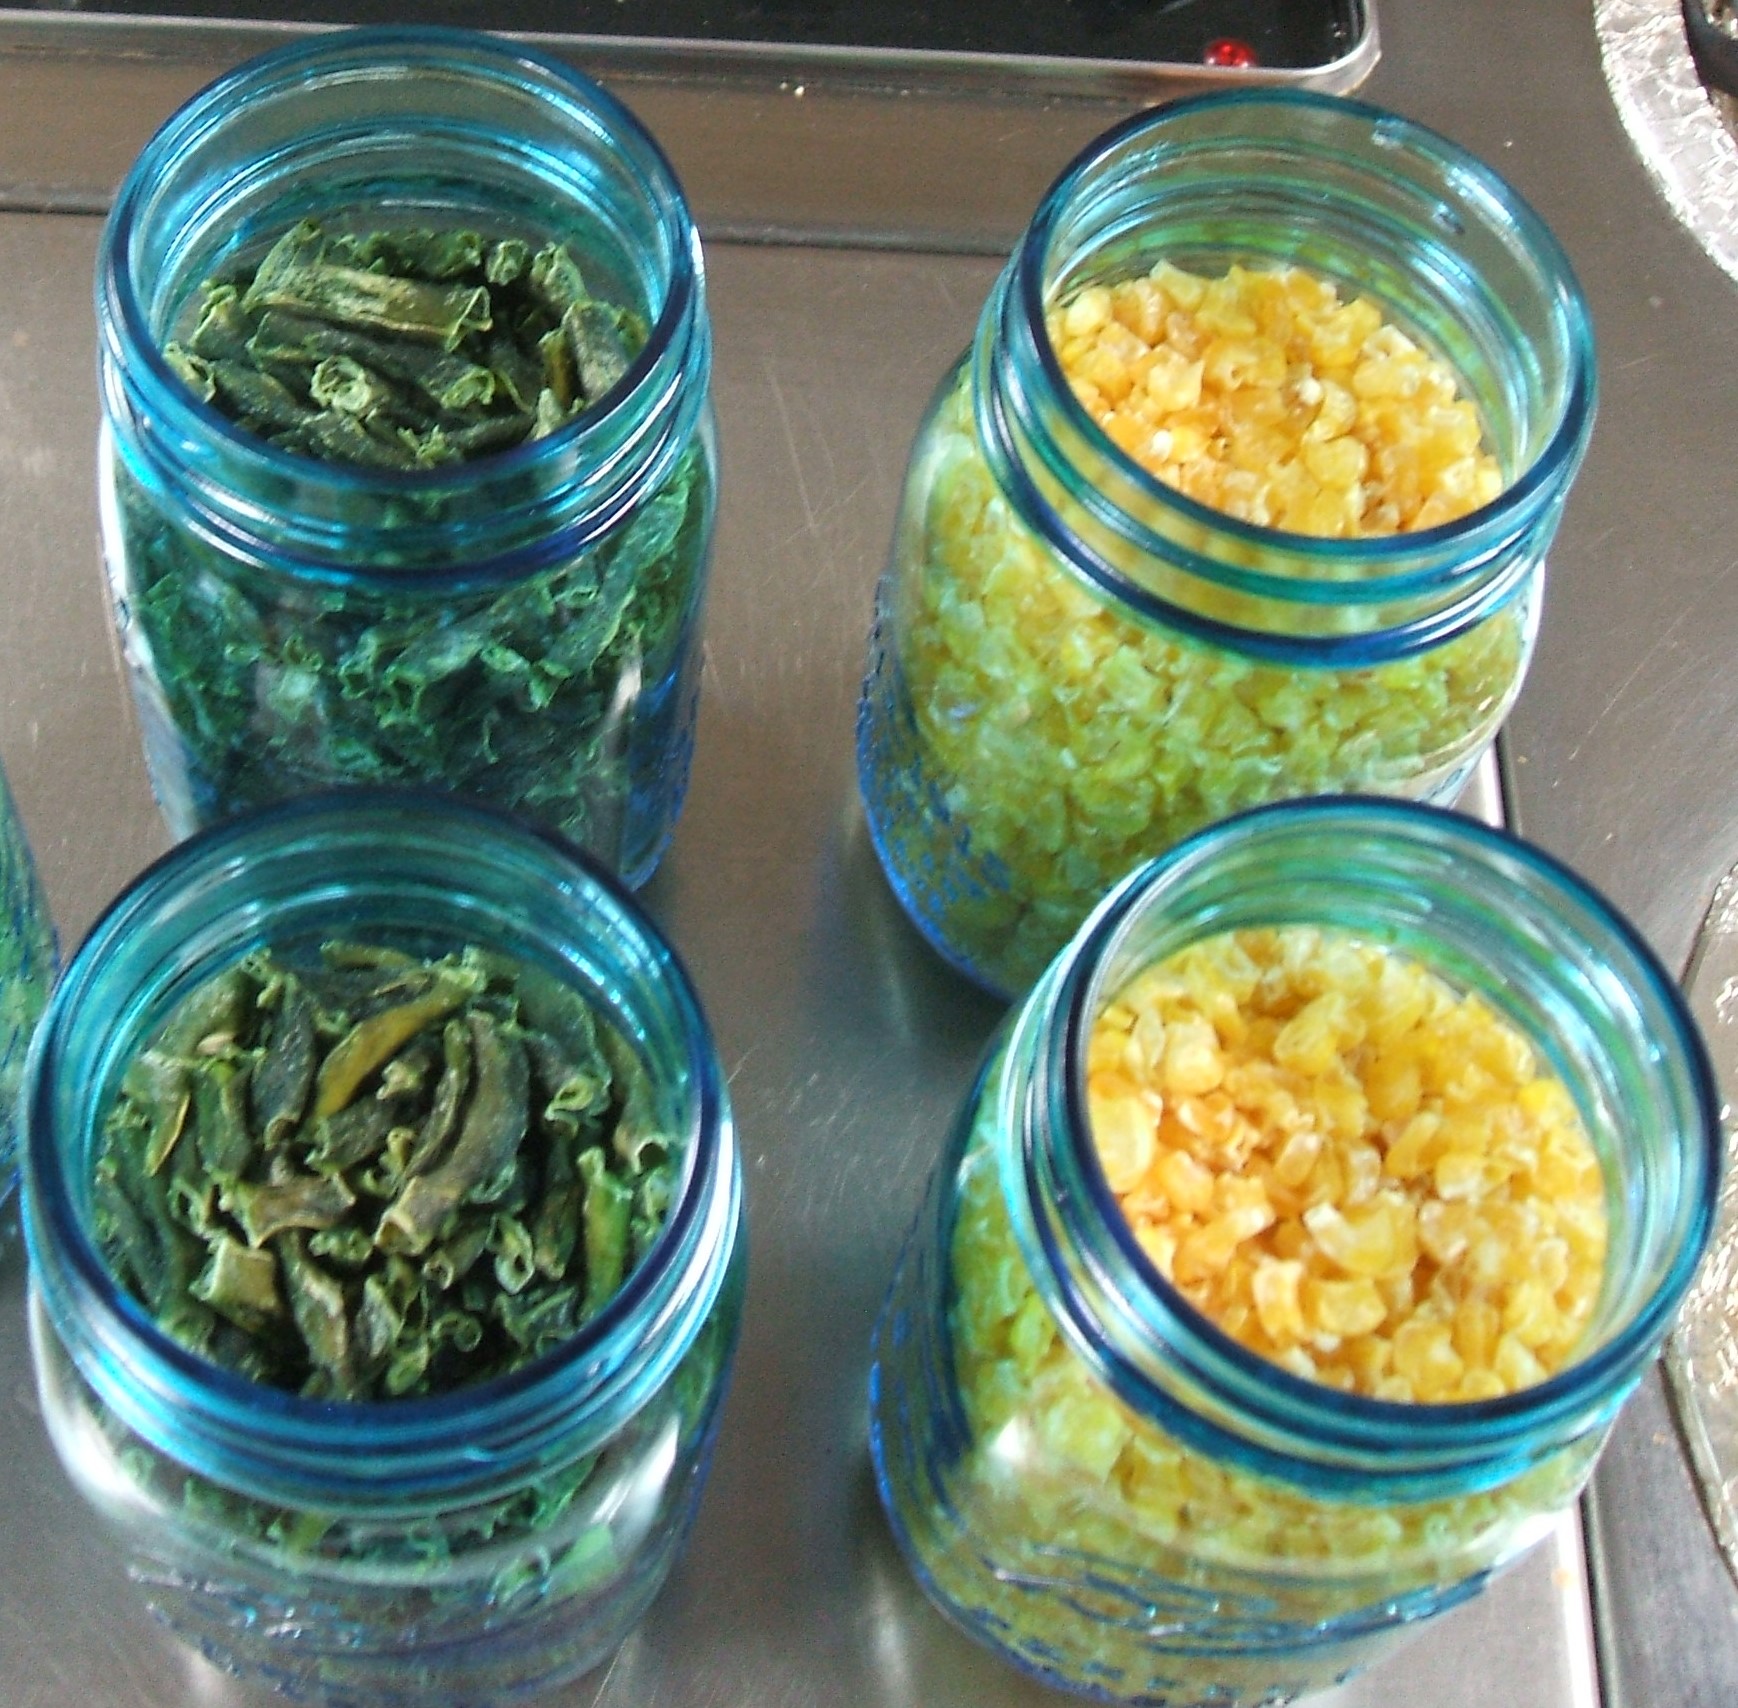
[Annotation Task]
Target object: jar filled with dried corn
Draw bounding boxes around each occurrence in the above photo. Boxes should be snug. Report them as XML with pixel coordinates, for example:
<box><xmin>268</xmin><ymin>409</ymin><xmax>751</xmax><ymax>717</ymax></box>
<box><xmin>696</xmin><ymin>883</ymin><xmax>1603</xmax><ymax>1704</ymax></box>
<box><xmin>868</xmin><ymin>798</ymin><xmax>1716</xmax><ymax>1706</ymax></box>
<box><xmin>856</xmin><ymin>91</ymin><xmax>1596</xmax><ymax>996</ymax></box>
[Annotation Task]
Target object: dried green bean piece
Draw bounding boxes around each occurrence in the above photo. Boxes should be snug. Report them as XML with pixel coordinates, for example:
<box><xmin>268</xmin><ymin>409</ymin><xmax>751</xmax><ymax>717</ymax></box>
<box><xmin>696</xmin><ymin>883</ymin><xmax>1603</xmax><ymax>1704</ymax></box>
<box><xmin>245</xmin><ymin>221</ymin><xmax>493</xmax><ymax>351</ymax></box>
<box><xmin>563</xmin><ymin>299</ymin><xmax>636</xmax><ymax>402</ymax></box>
<box><xmin>250</xmin><ymin>310</ymin><xmax>501</xmax><ymax>416</ymax></box>
<box><xmin>163</xmin><ymin>345</ymin><xmax>216</xmax><ymax>404</ymax></box>
<box><xmin>184</xmin><ymin>288</ymin><xmax>253</xmax><ymax>363</ymax></box>
<box><xmin>124</xmin><ymin>1051</ymin><xmax>193</xmax><ymax>1176</ymax></box>
<box><xmin>250</xmin><ymin>977</ymin><xmax>318</xmax><ymax>1147</ymax></box>
<box><xmin>278</xmin><ymin>1231</ymin><xmax>355</xmax><ymax>1396</ymax></box>
<box><xmin>226</xmin><ymin>1171</ymin><xmax>358</xmax><ymax>1247</ymax></box>
<box><xmin>191</xmin><ymin>1056</ymin><xmax>255</xmax><ymax>1182</ymax></box>
<box><xmin>307</xmin><ymin>1095</ymin><xmax>398</xmax><ymax>1175</ymax></box>
<box><xmin>91</xmin><ymin>939</ymin><xmax>682</xmax><ymax>1401</ymax></box>
<box><xmin>313</xmin><ymin>968</ymin><xmax>480</xmax><ymax>1118</ymax></box>
<box><xmin>579</xmin><ymin>1145</ymin><xmax>632</xmax><ymax>1319</ymax></box>
<box><xmin>309</xmin><ymin>355</ymin><xmax>396</xmax><ymax>417</ymax></box>
<box><xmin>400</xmin><ymin>1017</ymin><xmax>473</xmax><ymax>1180</ymax></box>
<box><xmin>376</xmin><ymin>1010</ymin><xmax>529</xmax><ymax>1255</ymax></box>
<box><xmin>158</xmin><ymin>965</ymin><xmax>255</xmax><ymax>1057</ymax></box>
<box><xmin>191</xmin><ymin>1234</ymin><xmax>283</xmax><ymax>1333</ymax></box>
<box><xmin>330</xmin><ymin>227</ymin><xmax>486</xmax><ymax>282</ymax></box>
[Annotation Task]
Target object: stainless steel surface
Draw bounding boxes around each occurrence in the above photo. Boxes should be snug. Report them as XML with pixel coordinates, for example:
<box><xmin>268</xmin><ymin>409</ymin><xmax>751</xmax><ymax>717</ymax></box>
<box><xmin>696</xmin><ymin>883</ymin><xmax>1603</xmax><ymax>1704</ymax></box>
<box><xmin>0</xmin><ymin>0</ymin><xmax>1734</xmax><ymax>1701</ymax></box>
<box><xmin>0</xmin><ymin>15</ymin><xmax>1369</xmax><ymax>241</ymax></box>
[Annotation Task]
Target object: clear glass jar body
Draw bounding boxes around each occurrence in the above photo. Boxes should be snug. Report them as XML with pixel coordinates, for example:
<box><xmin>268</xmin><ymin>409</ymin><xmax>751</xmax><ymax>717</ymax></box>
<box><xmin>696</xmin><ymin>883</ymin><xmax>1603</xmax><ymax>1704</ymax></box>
<box><xmin>22</xmin><ymin>794</ymin><xmax>744</xmax><ymax>1706</ymax></box>
<box><xmin>857</xmin><ymin>91</ymin><xmax>1595</xmax><ymax>995</ymax></box>
<box><xmin>98</xmin><ymin>28</ymin><xmax>716</xmax><ymax>886</ymax></box>
<box><xmin>869</xmin><ymin>799</ymin><xmax>1716</xmax><ymax>1706</ymax></box>
<box><xmin>0</xmin><ymin>757</ymin><xmax>55</xmax><ymax>1198</ymax></box>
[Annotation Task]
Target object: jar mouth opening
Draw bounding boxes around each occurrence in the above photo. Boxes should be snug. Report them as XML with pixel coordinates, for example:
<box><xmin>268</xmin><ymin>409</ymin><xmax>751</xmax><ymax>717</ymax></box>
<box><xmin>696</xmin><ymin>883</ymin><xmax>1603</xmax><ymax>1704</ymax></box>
<box><xmin>1044</xmin><ymin>798</ymin><xmax>1718</xmax><ymax>1470</ymax></box>
<box><xmin>1011</xmin><ymin>87</ymin><xmax>1597</xmax><ymax>607</ymax></box>
<box><xmin>98</xmin><ymin>25</ymin><xmax>705</xmax><ymax>591</ymax></box>
<box><xmin>23</xmin><ymin>790</ymin><xmax>727</xmax><ymax>1437</ymax></box>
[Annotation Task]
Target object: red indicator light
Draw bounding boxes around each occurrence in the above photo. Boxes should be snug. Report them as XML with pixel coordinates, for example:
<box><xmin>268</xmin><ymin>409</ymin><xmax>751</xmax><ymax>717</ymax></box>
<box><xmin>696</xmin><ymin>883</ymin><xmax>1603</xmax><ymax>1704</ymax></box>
<box><xmin>1203</xmin><ymin>37</ymin><xmax>1259</xmax><ymax>69</ymax></box>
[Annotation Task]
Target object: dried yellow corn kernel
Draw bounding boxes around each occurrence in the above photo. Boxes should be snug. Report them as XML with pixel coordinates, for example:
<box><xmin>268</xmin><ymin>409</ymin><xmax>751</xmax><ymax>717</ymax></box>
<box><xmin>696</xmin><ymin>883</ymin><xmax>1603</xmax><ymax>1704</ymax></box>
<box><xmin>1086</xmin><ymin>926</ymin><xmax>1607</xmax><ymax>1402</ymax></box>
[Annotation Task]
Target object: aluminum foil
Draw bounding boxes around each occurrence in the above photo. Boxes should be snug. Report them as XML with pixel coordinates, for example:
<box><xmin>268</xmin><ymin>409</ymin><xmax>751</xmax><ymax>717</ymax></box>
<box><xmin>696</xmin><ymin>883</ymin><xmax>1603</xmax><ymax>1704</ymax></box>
<box><xmin>1596</xmin><ymin>0</ymin><xmax>1738</xmax><ymax>286</ymax></box>
<box><xmin>1667</xmin><ymin>862</ymin><xmax>1738</xmax><ymax>1593</ymax></box>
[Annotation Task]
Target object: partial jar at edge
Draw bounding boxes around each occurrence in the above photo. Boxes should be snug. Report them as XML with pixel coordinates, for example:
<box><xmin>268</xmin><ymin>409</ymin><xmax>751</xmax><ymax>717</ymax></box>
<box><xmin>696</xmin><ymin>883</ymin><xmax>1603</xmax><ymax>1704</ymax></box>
<box><xmin>857</xmin><ymin>90</ymin><xmax>1597</xmax><ymax>997</ymax></box>
<box><xmin>868</xmin><ymin>799</ymin><xmax>1717</xmax><ymax>1707</ymax></box>
<box><xmin>98</xmin><ymin>27</ymin><xmax>716</xmax><ymax>887</ymax></box>
<box><xmin>23</xmin><ymin>794</ymin><xmax>745</xmax><ymax>1706</ymax></box>
<box><xmin>0</xmin><ymin>755</ymin><xmax>56</xmax><ymax>1199</ymax></box>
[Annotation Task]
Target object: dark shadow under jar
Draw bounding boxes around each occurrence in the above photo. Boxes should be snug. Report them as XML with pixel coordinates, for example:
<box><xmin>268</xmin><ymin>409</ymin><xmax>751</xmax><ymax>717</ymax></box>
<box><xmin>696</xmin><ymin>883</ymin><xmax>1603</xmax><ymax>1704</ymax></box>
<box><xmin>22</xmin><ymin>792</ymin><xmax>745</xmax><ymax>1706</ymax></box>
<box><xmin>97</xmin><ymin>27</ymin><xmax>717</xmax><ymax>886</ymax></box>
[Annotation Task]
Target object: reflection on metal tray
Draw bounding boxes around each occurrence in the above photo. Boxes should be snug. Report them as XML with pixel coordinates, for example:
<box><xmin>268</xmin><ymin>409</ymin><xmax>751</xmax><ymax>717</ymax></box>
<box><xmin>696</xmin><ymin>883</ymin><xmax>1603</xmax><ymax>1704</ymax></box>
<box><xmin>1667</xmin><ymin>863</ymin><xmax>1738</xmax><ymax>1593</ymax></box>
<box><xmin>0</xmin><ymin>0</ymin><xmax>1378</xmax><ymax>94</ymax></box>
<box><xmin>1596</xmin><ymin>0</ymin><xmax>1738</xmax><ymax>287</ymax></box>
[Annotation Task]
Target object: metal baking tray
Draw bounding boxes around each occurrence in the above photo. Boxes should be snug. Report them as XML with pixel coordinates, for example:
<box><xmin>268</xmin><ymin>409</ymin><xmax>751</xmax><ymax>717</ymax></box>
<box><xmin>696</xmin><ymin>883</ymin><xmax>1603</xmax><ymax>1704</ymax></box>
<box><xmin>0</xmin><ymin>0</ymin><xmax>1379</xmax><ymax>101</ymax></box>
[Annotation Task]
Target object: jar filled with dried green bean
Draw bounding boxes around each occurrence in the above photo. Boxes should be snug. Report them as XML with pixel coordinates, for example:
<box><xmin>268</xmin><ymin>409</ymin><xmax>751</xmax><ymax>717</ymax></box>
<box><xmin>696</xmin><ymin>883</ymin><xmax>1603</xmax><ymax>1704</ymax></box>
<box><xmin>21</xmin><ymin>793</ymin><xmax>744</xmax><ymax>1705</ymax></box>
<box><xmin>98</xmin><ymin>27</ymin><xmax>715</xmax><ymax>884</ymax></box>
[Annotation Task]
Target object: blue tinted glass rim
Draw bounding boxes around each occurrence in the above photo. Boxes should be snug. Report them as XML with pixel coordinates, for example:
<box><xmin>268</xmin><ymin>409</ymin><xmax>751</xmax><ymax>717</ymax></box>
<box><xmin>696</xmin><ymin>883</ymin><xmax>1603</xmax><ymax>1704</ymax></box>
<box><xmin>1012</xmin><ymin>88</ymin><xmax>1596</xmax><ymax>601</ymax></box>
<box><xmin>1045</xmin><ymin>796</ymin><xmax>1719</xmax><ymax>1468</ymax></box>
<box><xmin>99</xmin><ymin>25</ymin><xmax>704</xmax><ymax>591</ymax></box>
<box><xmin>24</xmin><ymin>787</ymin><xmax>726</xmax><ymax>1442</ymax></box>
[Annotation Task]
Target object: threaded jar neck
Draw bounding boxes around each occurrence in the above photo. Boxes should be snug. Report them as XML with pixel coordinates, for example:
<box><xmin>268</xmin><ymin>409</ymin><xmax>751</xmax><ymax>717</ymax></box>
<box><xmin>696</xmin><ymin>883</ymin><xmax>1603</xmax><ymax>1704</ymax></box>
<box><xmin>992</xmin><ymin>799</ymin><xmax>1716</xmax><ymax>1501</ymax></box>
<box><xmin>22</xmin><ymin>793</ymin><xmax>740</xmax><ymax>1512</ymax></box>
<box><xmin>97</xmin><ymin>27</ymin><xmax>710</xmax><ymax>589</ymax></box>
<box><xmin>972</xmin><ymin>90</ymin><xmax>1596</xmax><ymax>666</ymax></box>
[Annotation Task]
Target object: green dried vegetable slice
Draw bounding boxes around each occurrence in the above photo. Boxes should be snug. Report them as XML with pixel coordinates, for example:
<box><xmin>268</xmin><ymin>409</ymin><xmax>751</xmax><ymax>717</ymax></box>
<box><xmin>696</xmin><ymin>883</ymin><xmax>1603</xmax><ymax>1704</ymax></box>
<box><xmin>191</xmin><ymin>1234</ymin><xmax>284</xmax><ymax>1333</ymax></box>
<box><xmin>376</xmin><ymin>1011</ymin><xmax>529</xmax><ymax>1254</ymax></box>
<box><xmin>226</xmin><ymin>1171</ymin><xmax>358</xmax><ymax>1246</ymax></box>
<box><xmin>313</xmin><ymin>970</ymin><xmax>479</xmax><ymax>1118</ymax></box>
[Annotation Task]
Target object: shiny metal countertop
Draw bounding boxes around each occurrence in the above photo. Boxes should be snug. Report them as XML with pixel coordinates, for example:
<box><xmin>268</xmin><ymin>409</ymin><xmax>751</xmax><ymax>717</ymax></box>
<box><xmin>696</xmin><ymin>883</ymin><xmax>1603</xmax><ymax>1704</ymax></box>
<box><xmin>0</xmin><ymin>2</ymin><xmax>1733</xmax><ymax>1704</ymax></box>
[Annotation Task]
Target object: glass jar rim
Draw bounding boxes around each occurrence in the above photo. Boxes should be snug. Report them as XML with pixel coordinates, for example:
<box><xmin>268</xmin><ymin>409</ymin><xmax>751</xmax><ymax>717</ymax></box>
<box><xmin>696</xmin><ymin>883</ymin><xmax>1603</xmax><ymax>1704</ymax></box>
<box><xmin>98</xmin><ymin>25</ymin><xmax>707</xmax><ymax>593</ymax></box>
<box><xmin>1004</xmin><ymin>88</ymin><xmax>1596</xmax><ymax>612</ymax></box>
<box><xmin>22</xmin><ymin>790</ymin><xmax>733</xmax><ymax>1477</ymax></box>
<box><xmin>1031</xmin><ymin>797</ymin><xmax>1718</xmax><ymax>1486</ymax></box>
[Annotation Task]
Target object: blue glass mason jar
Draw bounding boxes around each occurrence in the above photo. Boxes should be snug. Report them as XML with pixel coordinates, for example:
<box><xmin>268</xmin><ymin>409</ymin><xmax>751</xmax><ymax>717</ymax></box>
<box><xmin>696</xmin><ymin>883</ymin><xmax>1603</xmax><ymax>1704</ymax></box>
<box><xmin>22</xmin><ymin>793</ymin><xmax>744</xmax><ymax>1705</ymax></box>
<box><xmin>0</xmin><ymin>756</ymin><xmax>55</xmax><ymax>1198</ymax></box>
<box><xmin>868</xmin><ymin>799</ymin><xmax>1717</xmax><ymax>1706</ymax></box>
<box><xmin>857</xmin><ymin>91</ymin><xmax>1597</xmax><ymax>996</ymax></box>
<box><xmin>98</xmin><ymin>28</ymin><xmax>716</xmax><ymax>886</ymax></box>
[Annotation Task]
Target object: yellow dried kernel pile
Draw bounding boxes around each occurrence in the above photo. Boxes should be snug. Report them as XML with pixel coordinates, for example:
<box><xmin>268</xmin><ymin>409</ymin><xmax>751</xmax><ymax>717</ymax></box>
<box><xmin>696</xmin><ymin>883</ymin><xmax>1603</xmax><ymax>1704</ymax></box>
<box><xmin>942</xmin><ymin>1040</ymin><xmax>1600</xmax><ymax>1598</ymax></box>
<box><xmin>1050</xmin><ymin>263</ymin><xmax>1503</xmax><ymax>535</ymax></box>
<box><xmin>1087</xmin><ymin>926</ymin><xmax>1607</xmax><ymax>1402</ymax></box>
